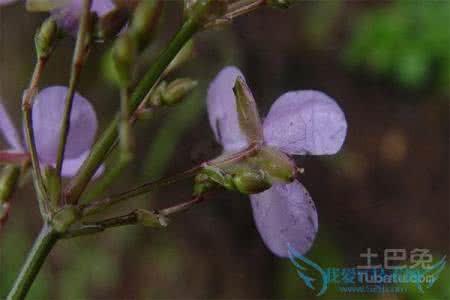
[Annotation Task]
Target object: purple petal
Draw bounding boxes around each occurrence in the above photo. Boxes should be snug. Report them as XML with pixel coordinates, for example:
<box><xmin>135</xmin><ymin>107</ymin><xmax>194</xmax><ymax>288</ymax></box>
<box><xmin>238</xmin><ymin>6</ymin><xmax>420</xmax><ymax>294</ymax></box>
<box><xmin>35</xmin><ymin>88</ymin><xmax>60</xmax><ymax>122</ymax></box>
<box><xmin>52</xmin><ymin>0</ymin><xmax>115</xmax><ymax>35</ymax></box>
<box><xmin>263</xmin><ymin>90</ymin><xmax>347</xmax><ymax>155</ymax></box>
<box><xmin>207</xmin><ymin>66</ymin><xmax>249</xmax><ymax>151</ymax></box>
<box><xmin>250</xmin><ymin>180</ymin><xmax>318</xmax><ymax>257</ymax></box>
<box><xmin>0</xmin><ymin>0</ymin><xmax>20</xmax><ymax>6</ymax></box>
<box><xmin>0</xmin><ymin>97</ymin><xmax>23</xmax><ymax>150</ymax></box>
<box><xmin>31</xmin><ymin>86</ymin><xmax>97</xmax><ymax>164</ymax></box>
<box><xmin>60</xmin><ymin>150</ymin><xmax>104</xmax><ymax>178</ymax></box>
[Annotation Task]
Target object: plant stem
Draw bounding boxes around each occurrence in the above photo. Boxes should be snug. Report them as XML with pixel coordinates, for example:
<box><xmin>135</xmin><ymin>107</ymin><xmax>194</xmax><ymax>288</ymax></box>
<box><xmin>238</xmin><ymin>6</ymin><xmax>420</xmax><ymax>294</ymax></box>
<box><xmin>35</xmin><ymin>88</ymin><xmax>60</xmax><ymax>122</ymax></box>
<box><xmin>64</xmin><ymin>6</ymin><xmax>208</xmax><ymax>204</ymax></box>
<box><xmin>7</xmin><ymin>224</ymin><xmax>59</xmax><ymax>300</ymax></box>
<box><xmin>22</xmin><ymin>57</ymin><xmax>50</xmax><ymax>215</ymax></box>
<box><xmin>67</xmin><ymin>195</ymin><xmax>206</xmax><ymax>238</ymax></box>
<box><xmin>55</xmin><ymin>0</ymin><xmax>92</xmax><ymax>179</ymax></box>
<box><xmin>81</xmin><ymin>143</ymin><xmax>259</xmax><ymax>216</ymax></box>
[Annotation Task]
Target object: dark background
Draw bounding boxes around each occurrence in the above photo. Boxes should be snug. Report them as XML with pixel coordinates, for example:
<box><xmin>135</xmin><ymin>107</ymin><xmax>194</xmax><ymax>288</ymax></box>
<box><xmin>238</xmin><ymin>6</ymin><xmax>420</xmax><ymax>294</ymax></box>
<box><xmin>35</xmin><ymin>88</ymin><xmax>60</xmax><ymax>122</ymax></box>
<box><xmin>1</xmin><ymin>1</ymin><xmax>449</xmax><ymax>299</ymax></box>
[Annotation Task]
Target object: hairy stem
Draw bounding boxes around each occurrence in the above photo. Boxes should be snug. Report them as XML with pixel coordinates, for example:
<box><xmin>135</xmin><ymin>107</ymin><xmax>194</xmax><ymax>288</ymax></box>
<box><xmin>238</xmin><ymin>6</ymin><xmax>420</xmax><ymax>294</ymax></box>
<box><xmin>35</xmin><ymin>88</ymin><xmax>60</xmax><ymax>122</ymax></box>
<box><xmin>55</xmin><ymin>0</ymin><xmax>92</xmax><ymax>179</ymax></box>
<box><xmin>7</xmin><ymin>225</ymin><xmax>59</xmax><ymax>300</ymax></box>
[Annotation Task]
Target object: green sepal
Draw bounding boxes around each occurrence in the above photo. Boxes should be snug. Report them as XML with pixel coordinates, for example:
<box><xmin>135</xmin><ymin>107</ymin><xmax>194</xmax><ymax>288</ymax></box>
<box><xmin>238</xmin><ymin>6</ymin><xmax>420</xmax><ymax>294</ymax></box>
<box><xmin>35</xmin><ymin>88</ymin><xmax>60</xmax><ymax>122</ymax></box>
<box><xmin>160</xmin><ymin>78</ymin><xmax>198</xmax><ymax>106</ymax></box>
<box><xmin>248</xmin><ymin>146</ymin><xmax>296</xmax><ymax>183</ymax></box>
<box><xmin>233</xmin><ymin>77</ymin><xmax>264</xmax><ymax>145</ymax></box>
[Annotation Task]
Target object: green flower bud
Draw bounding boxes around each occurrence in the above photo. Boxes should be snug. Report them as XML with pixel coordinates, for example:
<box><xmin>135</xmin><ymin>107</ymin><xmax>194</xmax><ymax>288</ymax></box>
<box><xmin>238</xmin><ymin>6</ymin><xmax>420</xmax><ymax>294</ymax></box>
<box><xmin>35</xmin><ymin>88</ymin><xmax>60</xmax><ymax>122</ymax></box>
<box><xmin>249</xmin><ymin>146</ymin><xmax>296</xmax><ymax>183</ymax></box>
<box><xmin>35</xmin><ymin>17</ymin><xmax>59</xmax><ymax>59</ymax></box>
<box><xmin>136</xmin><ymin>209</ymin><xmax>168</xmax><ymax>228</ymax></box>
<box><xmin>160</xmin><ymin>78</ymin><xmax>198</xmax><ymax>106</ymax></box>
<box><xmin>43</xmin><ymin>165</ymin><xmax>61</xmax><ymax>209</ymax></box>
<box><xmin>113</xmin><ymin>33</ymin><xmax>137</xmax><ymax>86</ymax></box>
<box><xmin>232</xmin><ymin>168</ymin><xmax>271</xmax><ymax>194</ymax></box>
<box><xmin>52</xmin><ymin>206</ymin><xmax>79</xmax><ymax>233</ymax></box>
<box><xmin>148</xmin><ymin>81</ymin><xmax>167</xmax><ymax>106</ymax></box>
<box><xmin>0</xmin><ymin>165</ymin><xmax>20</xmax><ymax>203</ymax></box>
<box><xmin>129</xmin><ymin>0</ymin><xmax>163</xmax><ymax>50</ymax></box>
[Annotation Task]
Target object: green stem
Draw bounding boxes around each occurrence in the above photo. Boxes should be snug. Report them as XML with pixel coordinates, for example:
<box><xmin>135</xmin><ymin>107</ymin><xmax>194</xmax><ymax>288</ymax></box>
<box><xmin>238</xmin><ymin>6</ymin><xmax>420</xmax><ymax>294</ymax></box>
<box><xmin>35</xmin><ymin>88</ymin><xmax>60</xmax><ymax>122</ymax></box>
<box><xmin>81</xmin><ymin>143</ymin><xmax>259</xmax><ymax>216</ymax></box>
<box><xmin>22</xmin><ymin>58</ymin><xmax>50</xmax><ymax>215</ymax></box>
<box><xmin>64</xmin><ymin>8</ymin><xmax>207</xmax><ymax>204</ymax></box>
<box><xmin>7</xmin><ymin>225</ymin><xmax>59</xmax><ymax>300</ymax></box>
<box><xmin>55</xmin><ymin>0</ymin><xmax>92</xmax><ymax>178</ymax></box>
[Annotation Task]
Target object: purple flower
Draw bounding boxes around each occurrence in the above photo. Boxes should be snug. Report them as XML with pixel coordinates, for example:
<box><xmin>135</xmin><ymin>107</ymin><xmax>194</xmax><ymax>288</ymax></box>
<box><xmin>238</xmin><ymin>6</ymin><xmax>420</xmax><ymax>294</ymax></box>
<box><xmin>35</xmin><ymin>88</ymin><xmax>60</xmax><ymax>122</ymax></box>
<box><xmin>0</xmin><ymin>86</ymin><xmax>100</xmax><ymax>177</ymax></box>
<box><xmin>207</xmin><ymin>66</ymin><xmax>347</xmax><ymax>257</ymax></box>
<box><xmin>51</xmin><ymin>0</ymin><xmax>116</xmax><ymax>35</ymax></box>
<box><xmin>0</xmin><ymin>0</ymin><xmax>19</xmax><ymax>6</ymax></box>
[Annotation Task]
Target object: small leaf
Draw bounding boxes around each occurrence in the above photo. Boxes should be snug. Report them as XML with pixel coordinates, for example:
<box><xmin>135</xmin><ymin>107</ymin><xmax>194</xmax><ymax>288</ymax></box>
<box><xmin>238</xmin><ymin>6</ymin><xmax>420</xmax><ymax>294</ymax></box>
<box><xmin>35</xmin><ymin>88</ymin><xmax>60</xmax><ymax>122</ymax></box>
<box><xmin>232</xmin><ymin>77</ymin><xmax>263</xmax><ymax>144</ymax></box>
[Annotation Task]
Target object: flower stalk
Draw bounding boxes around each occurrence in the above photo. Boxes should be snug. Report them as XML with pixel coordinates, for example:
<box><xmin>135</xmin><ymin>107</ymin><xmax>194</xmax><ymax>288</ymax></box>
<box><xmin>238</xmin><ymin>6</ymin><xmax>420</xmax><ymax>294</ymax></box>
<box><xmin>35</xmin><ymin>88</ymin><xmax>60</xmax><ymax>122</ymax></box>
<box><xmin>55</xmin><ymin>0</ymin><xmax>92</xmax><ymax>180</ymax></box>
<box><xmin>22</xmin><ymin>57</ymin><xmax>50</xmax><ymax>216</ymax></box>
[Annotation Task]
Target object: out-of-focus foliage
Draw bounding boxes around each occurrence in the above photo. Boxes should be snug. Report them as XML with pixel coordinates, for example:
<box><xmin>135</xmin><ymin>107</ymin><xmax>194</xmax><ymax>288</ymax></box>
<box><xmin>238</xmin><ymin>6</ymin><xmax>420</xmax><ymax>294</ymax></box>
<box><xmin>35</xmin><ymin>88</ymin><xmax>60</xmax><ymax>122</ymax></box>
<box><xmin>343</xmin><ymin>1</ymin><xmax>450</xmax><ymax>94</ymax></box>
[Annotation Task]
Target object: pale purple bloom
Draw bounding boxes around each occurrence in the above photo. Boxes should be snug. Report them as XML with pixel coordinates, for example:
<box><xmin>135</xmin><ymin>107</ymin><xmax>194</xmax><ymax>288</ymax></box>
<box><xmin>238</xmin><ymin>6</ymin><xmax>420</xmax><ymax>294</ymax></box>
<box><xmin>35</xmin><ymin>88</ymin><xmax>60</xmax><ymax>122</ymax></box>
<box><xmin>0</xmin><ymin>86</ymin><xmax>99</xmax><ymax>177</ymax></box>
<box><xmin>207</xmin><ymin>66</ymin><xmax>347</xmax><ymax>257</ymax></box>
<box><xmin>51</xmin><ymin>0</ymin><xmax>116</xmax><ymax>35</ymax></box>
<box><xmin>0</xmin><ymin>0</ymin><xmax>18</xmax><ymax>5</ymax></box>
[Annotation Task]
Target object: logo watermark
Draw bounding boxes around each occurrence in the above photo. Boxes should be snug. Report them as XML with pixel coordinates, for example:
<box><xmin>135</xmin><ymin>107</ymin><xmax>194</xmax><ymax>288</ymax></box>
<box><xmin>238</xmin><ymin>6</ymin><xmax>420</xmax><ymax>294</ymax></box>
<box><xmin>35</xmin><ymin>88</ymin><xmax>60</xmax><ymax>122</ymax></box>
<box><xmin>287</xmin><ymin>244</ymin><xmax>446</xmax><ymax>296</ymax></box>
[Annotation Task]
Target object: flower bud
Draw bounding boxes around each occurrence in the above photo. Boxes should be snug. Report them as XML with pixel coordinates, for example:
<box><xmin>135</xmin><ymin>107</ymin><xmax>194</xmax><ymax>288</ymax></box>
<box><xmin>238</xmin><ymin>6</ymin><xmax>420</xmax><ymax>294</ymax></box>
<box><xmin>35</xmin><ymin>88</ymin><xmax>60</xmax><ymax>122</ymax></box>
<box><xmin>136</xmin><ymin>209</ymin><xmax>168</xmax><ymax>228</ymax></box>
<box><xmin>35</xmin><ymin>17</ymin><xmax>59</xmax><ymax>59</ymax></box>
<box><xmin>160</xmin><ymin>78</ymin><xmax>198</xmax><ymax>106</ymax></box>
<box><xmin>113</xmin><ymin>33</ymin><xmax>137</xmax><ymax>86</ymax></box>
<box><xmin>0</xmin><ymin>165</ymin><xmax>20</xmax><ymax>203</ymax></box>
<box><xmin>232</xmin><ymin>168</ymin><xmax>271</xmax><ymax>194</ymax></box>
<box><xmin>129</xmin><ymin>0</ymin><xmax>163</xmax><ymax>50</ymax></box>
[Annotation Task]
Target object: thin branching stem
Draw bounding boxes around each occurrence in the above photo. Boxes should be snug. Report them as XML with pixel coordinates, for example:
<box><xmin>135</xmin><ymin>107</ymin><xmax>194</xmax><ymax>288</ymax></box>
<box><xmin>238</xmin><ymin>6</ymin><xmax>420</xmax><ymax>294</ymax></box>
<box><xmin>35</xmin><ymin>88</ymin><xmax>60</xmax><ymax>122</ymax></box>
<box><xmin>22</xmin><ymin>57</ymin><xmax>50</xmax><ymax>214</ymax></box>
<box><xmin>55</xmin><ymin>0</ymin><xmax>92</xmax><ymax>179</ymax></box>
<box><xmin>81</xmin><ymin>143</ymin><xmax>260</xmax><ymax>216</ymax></box>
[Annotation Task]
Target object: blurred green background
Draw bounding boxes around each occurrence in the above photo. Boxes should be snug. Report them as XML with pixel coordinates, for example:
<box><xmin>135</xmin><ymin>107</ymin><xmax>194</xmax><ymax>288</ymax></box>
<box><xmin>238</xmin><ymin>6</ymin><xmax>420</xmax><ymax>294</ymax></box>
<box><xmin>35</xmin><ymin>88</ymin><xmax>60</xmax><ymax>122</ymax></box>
<box><xmin>0</xmin><ymin>1</ymin><xmax>449</xmax><ymax>299</ymax></box>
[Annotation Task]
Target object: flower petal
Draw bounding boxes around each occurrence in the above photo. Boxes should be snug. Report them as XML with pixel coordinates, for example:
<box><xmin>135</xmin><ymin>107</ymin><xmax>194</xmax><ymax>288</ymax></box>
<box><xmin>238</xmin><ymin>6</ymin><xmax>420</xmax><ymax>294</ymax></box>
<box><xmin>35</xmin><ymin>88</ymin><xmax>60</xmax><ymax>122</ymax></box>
<box><xmin>0</xmin><ymin>98</ymin><xmax>23</xmax><ymax>150</ymax></box>
<box><xmin>250</xmin><ymin>180</ymin><xmax>318</xmax><ymax>257</ymax></box>
<box><xmin>0</xmin><ymin>0</ymin><xmax>20</xmax><ymax>6</ymax></box>
<box><xmin>263</xmin><ymin>90</ymin><xmax>347</xmax><ymax>155</ymax></box>
<box><xmin>32</xmin><ymin>86</ymin><xmax>97</xmax><ymax>164</ymax></box>
<box><xmin>60</xmin><ymin>150</ymin><xmax>104</xmax><ymax>178</ymax></box>
<box><xmin>51</xmin><ymin>0</ymin><xmax>115</xmax><ymax>35</ymax></box>
<box><xmin>207</xmin><ymin>66</ymin><xmax>249</xmax><ymax>151</ymax></box>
